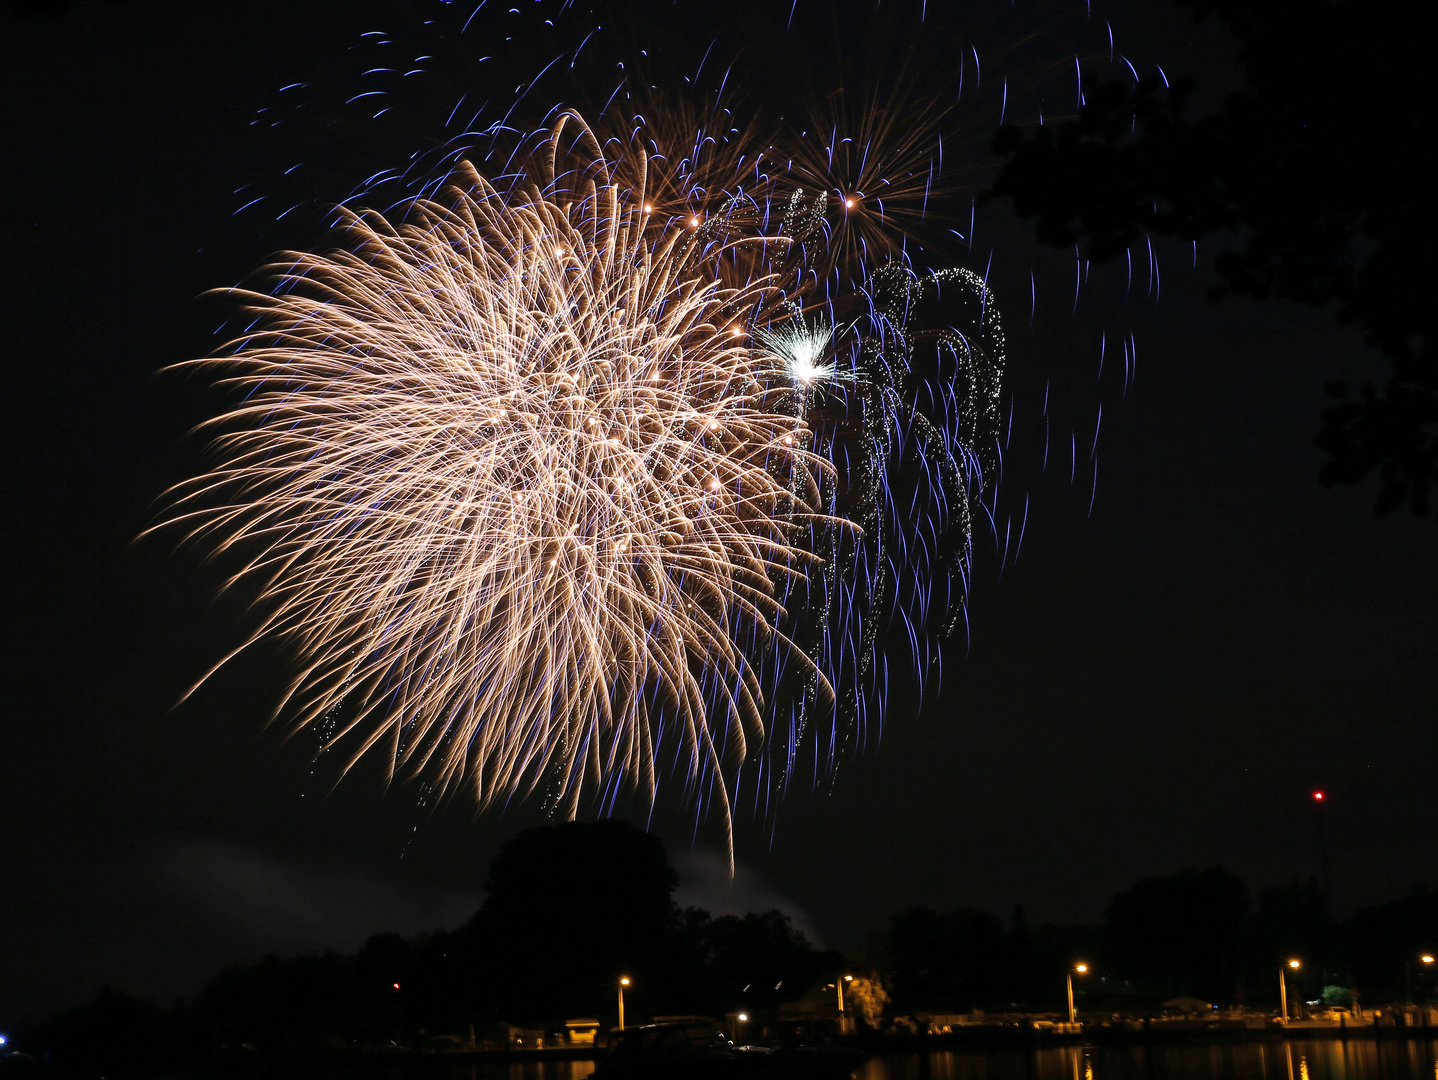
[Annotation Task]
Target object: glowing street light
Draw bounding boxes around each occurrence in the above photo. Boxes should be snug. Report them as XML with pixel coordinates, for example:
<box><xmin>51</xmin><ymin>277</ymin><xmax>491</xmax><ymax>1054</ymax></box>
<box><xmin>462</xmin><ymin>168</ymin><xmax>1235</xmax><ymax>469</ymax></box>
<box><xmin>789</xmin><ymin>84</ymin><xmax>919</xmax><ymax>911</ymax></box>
<box><xmin>1280</xmin><ymin>960</ymin><xmax>1300</xmax><ymax>1021</ymax></box>
<box><xmin>1067</xmin><ymin>964</ymin><xmax>1089</xmax><ymax>1024</ymax></box>
<box><xmin>618</xmin><ymin>976</ymin><xmax>630</xmax><ymax>1030</ymax></box>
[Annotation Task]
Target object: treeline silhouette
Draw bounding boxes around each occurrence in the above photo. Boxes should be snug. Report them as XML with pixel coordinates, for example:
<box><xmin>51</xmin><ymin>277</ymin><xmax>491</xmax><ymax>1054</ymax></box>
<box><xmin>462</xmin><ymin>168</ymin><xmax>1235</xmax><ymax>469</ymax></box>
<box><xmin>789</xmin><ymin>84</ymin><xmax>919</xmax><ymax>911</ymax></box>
<box><xmin>883</xmin><ymin>870</ymin><xmax>1436</xmax><ymax>1014</ymax></box>
<box><xmin>15</xmin><ymin>824</ymin><xmax>1438</xmax><ymax>1070</ymax></box>
<box><xmin>18</xmin><ymin>822</ymin><xmax>839</xmax><ymax>1069</ymax></box>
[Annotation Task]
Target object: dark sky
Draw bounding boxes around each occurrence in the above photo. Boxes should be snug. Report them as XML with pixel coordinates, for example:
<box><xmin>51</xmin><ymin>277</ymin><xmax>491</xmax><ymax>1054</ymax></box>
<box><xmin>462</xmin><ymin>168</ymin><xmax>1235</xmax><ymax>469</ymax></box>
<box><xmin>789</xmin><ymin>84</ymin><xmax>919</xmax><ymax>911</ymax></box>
<box><xmin>2</xmin><ymin>0</ymin><xmax>1433</xmax><ymax>1027</ymax></box>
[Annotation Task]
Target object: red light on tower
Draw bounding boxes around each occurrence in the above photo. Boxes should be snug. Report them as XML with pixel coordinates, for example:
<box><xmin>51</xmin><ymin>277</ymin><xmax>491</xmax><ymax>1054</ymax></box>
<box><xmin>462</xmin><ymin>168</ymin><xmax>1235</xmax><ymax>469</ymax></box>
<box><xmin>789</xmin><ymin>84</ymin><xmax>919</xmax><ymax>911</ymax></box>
<box><xmin>392</xmin><ymin>982</ymin><xmax>401</xmax><ymax>990</ymax></box>
<box><xmin>1313</xmin><ymin>791</ymin><xmax>1324</xmax><ymax>801</ymax></box>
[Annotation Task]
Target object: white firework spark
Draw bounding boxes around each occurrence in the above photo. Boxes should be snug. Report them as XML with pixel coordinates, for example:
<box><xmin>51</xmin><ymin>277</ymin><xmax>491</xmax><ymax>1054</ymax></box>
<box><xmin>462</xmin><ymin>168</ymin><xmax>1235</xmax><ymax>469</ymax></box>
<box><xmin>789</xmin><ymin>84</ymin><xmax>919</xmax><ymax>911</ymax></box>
<box><xmin>756</xmin><ymin>316</ymin><xmax>846</xmax><ymax>389</ymax></box>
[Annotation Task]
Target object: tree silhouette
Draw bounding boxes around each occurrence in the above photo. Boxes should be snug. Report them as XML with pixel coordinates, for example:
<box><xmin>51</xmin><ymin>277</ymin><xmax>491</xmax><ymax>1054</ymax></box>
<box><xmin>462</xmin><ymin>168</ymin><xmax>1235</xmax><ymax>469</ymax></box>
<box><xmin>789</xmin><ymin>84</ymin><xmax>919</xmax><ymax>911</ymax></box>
<box><xmin>1103</xmin><ymin>865</ymin><xmax>1248</xmax><ymax>1001</ymax></box>
<box><xmin>695</xmin><ymin>909</ymin><xmax>839</xmax><ymax>1014</ymax></box>
<box><xmin>988</xmin><ymin>0</ymin><xmax>1434</xmax><ymax>518</ymax></box>
<box><xmin>1337</xmin><ymin>885</ymin><xmax>1438</xmax><ymax>1001</ymax></box>
<box><xmin>887</xmin><ymin>905</ymin><xmax>1014</xmax><ymax>1011</ymax></box>
<box><xmin>1245</xmin><ymin>877</ymin><xmax>1332</xmax><ymax>993</ymax></box>
<box><xmin>463</xmin><ymin>819</ymin><xmax>679</xmax><ymax>1023</ymax></box>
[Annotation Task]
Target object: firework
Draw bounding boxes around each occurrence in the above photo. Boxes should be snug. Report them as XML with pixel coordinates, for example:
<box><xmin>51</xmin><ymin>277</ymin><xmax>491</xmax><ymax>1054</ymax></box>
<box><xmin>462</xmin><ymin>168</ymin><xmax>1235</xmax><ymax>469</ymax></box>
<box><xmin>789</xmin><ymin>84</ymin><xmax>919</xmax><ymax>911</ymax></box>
<box><xmin>160</xmin><ymin>159</ymin><xmax>852</xmax><ymax>841</ymax></box>
<box><xmin>166</xmin><ymin>9</ymin><xmax>1016</xmax><ymax>841</ymax></box>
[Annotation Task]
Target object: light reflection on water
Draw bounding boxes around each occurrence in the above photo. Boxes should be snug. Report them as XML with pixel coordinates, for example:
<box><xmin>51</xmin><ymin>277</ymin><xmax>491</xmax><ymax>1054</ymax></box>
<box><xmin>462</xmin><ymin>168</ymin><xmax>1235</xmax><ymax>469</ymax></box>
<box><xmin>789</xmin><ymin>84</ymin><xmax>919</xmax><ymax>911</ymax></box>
<box><xmin>315</xmin><ymin>1062</ymin><xmax>598</xmax><ymax>1080</ymax></box>
<box><xmin>855</xmin><ymin>1040</ymin><xmax>1438</xmax><ymax>1080</ymax></box>
<box><xmin>192</xmin><ymin>1043</ymin><xmax>1438</xmax><ymax>1080</ymax></box>
<box><xmin>455</xmin><ymin>1064</ymin><xmax>596</xmax><ymax>1080</ymax></box>
<box><xmin>511</xmin><ymin>1064</ymin><xmax>594</xmax><ymax>1080</ymax></box>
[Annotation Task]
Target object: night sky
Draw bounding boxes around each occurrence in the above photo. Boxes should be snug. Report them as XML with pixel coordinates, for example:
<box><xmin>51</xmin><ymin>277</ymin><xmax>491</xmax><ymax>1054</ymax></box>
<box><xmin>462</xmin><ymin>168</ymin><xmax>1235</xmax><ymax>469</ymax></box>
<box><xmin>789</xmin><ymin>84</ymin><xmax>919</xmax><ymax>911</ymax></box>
<box><xmin>3</xmin><ymin>0</ymin><xmax>1434</xmax><ymax>1027</ymax></box>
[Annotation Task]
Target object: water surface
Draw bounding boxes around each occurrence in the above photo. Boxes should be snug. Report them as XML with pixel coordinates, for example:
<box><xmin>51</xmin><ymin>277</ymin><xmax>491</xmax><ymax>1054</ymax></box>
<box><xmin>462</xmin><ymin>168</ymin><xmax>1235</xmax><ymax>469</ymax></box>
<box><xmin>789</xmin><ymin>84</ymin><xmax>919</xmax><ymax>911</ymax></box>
<box><xmin>856</xmin><ymin>1040</ymin><xmax>1438</xmax><ymax>1080</ymax></box>
<box><xmin>116</xmin><ymin>1041</ymin><xmax>1438</xmax><ymax>1080</ymax></box>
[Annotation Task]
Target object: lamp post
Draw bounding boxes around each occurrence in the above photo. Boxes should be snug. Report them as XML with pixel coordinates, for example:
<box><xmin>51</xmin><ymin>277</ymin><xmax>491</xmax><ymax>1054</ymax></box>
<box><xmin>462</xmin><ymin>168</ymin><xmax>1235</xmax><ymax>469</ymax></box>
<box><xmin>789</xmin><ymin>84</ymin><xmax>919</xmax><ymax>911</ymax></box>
<box><xmin>834</xmin><ymin>974</ymin><xmax>853</xmax><ymax>1034</ymax></box>
<box><xmin>618</xmin><ymin>976</ymin><xmax>630</xmax><ymax>1030</ymax></box>
<box><xmin>1067</xmin><ymin>964</ymin><xmax>1088</xmax><ymax>1025</ymax></box>
<box><xmin>1280</xmin><ymin>960</ymin><xmax>1300</xmax><ymax>1022</ymax></box>
<box><xmin>1403</xmin><ymin>954</ymin><xmax>1434</xmax><ymax>1006</ymax></box>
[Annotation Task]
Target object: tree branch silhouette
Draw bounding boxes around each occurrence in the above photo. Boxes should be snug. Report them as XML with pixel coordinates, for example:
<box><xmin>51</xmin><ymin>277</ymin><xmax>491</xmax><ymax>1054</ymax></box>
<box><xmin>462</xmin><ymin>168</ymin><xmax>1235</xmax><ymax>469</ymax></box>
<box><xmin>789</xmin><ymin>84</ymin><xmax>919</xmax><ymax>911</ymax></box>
<box><xmin>987</xmin><ymin>0</ymin><xmax>1434</xmax><ymax>518</ymax></box>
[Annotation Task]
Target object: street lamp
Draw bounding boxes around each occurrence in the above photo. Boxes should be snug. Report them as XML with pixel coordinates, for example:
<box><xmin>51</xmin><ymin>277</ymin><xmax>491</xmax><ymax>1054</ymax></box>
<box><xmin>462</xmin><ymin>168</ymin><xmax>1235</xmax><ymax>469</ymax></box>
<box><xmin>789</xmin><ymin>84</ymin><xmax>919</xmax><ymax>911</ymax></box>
<box><xmin>618</xmin><ymin>976</ymin><xmax>630</xmax><ymax>1030</ymax></box>
<box><xmin>1280</xmin><ymin>960</ymin><xmax>1300</xmax><ymax>1021</ymax></box>
<box><xmin>833</xmin><ymin>975</ymin><xmax>853</xmax><ymax>1034</ymax></box>
<box><xmin>1067</xmin><ymin>964</ymin><xmax>1089</xmax><ymax>1024</ymax></box>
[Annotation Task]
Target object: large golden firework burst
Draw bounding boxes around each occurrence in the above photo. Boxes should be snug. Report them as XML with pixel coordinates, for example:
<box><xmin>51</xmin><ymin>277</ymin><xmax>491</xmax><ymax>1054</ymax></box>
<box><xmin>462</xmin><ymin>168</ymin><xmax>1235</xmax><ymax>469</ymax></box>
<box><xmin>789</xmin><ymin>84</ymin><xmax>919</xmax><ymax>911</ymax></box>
<box><xmin>161</xmin><ymin>158</ymin><xmax>848</xmax><ymax>841</ymax></box>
